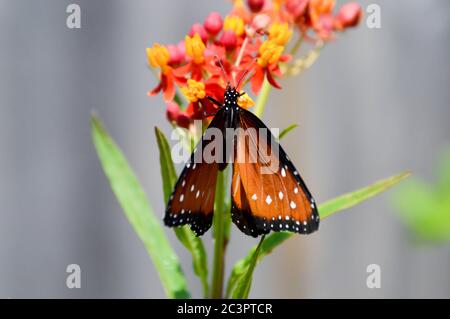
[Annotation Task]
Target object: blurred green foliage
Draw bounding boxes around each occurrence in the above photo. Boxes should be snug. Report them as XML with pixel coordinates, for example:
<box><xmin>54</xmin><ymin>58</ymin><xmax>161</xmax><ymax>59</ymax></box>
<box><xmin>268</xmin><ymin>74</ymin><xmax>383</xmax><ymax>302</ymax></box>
<box><xmin>392</xmin><ymin>149</ymin><xmax>450</xmax><ymax>243</ymax></box>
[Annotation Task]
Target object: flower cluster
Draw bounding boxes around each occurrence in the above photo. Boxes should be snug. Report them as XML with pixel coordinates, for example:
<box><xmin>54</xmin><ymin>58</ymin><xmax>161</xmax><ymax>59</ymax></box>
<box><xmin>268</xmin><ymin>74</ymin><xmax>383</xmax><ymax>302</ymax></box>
<box><xmin>147</xmin><ymin>0</ymin><xmax>361</xmax><ymax>129</ymax></box>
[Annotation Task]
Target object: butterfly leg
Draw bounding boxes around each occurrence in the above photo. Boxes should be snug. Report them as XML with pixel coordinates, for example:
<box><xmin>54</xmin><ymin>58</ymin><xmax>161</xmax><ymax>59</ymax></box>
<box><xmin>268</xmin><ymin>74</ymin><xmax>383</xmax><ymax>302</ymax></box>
<box><xmin>206</xmin><ymin>96</ymin><xmax>223</xmax><ymax>107</ymax></box>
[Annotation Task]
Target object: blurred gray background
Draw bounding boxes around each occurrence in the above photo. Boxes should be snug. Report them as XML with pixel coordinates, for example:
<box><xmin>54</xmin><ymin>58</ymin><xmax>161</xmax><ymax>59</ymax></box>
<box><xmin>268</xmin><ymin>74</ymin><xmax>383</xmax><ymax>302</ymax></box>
<box><xmin>0</xmin><ymin>0</ymin><xmax>449</xmax><ymax>298</ymax></box>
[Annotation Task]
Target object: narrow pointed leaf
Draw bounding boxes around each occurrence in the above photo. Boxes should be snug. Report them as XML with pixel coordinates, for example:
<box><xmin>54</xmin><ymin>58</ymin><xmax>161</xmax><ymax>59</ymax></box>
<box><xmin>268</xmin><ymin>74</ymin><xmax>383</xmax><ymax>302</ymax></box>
<box><xmin>227</xmin><ymin>171</ymin><xmax>411</xmax><ymax>298</ymax></box>
<box><xmin>155</xmin><ymin>127</ymin><xmax>209</xmax><ymax>297</ymax></box>
<box><xmin>231</xmin><ymin>235</ymin><xmax>265</xmax><ymax>299</ymax></box>
<box><xmin>279</xmin><ymin>124</ymin><xmax>298</xmax><ymax>140</ymax></box>
<box><xmin>91</xmin><ymin>115</ymin><xmax>190</xmax><ymax>298</ymax></box>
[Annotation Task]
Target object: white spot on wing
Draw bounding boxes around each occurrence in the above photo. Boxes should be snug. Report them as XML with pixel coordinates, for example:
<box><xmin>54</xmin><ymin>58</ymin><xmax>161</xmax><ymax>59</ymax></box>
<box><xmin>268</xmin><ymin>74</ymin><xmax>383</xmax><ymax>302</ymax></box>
<box><xmin>281</xmin><ymin>168</ymin><xmax>286</xmax><ymax>177</ymax></box>
<box><xmin>196</xmin><ymin>190</ymin><xmax>200</xmax><ymax>198</ymax></box>
<box><xmin>265</xmin><ymin>195</ymin><xmax>272</xmax><ymax>205</ymax></box>
<box><xmin>294</xmin><ymin>187</ymin><xmax>298</xmax><ymax>194</ymax></box>
<box><xmin>278</xmin><ymin>191</ymin><xmax>284</xmax><ymax>200</ymax></box>
<box><xmin>290</xmin><ymin>201</ymin><xmax>296</xmax><ymax>209</ymax></box>
<box><xmin>180</xmin><ymin>194</ymin><xmax>184</xmax><ymax>202</ymax></box>
<box><xmin>251</xmin><ymin>194</ymin><xmax>257</xmax><ymax>201</ymax></box>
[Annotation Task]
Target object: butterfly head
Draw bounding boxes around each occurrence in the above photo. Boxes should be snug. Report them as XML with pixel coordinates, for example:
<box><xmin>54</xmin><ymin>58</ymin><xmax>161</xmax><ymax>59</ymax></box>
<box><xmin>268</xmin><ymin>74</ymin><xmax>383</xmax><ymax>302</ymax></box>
<box><xmin>224</xmin><ymin>86</ymin><xmax>239</xmax><ymax>107</ymax></box>
<box><xmin>223</xmin><ymin>85</ymin><xmax>246</xmax><ymax>109</ymax></box>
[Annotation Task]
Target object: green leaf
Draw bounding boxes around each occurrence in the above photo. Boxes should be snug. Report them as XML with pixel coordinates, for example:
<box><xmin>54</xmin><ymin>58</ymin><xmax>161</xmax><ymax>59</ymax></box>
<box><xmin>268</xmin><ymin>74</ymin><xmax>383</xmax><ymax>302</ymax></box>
<box><xmin>154</xmin><ymin>127</ymin><xmax>178</xmax><ymax>199</ymax></box>
<box><xmin>278</xmin><ymin>124</ymin><xmax>298</xmax><ymax>140</ymax></box>
<box><xmin>318</xmin><ymin>171</ymin><xmax>411</xmax><ymax>219</ymax></box>
<box><xmin>226</xmin><ymin>171</ymin><xmax>410</xmax><ymax>298</ymax></box>
<box><xmin>231</xmin><ymin>235</ymin><xmax>265</xmax><ymax>299</ymax></box>
<box><xmin>154</xmin><ymin>127</ymin><xmax>209</xmax><ymax>297</ymax></box>
<box><xmin>91</xmin><ymin>115</ymin><xmax>190</xmax><ymax>298</ymax></box>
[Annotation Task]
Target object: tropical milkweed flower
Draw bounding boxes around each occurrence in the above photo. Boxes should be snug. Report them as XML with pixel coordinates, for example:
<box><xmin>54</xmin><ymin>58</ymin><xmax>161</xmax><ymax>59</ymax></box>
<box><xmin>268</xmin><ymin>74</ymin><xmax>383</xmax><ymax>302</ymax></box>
<box><xmin>182</xmin><ymin>79</ymin><xmax>225</xmax><ymax>121</ymax></box>
<box><xmin>181</xmin><ymin>79</ymin><xmax>207</xmax><ymax>102</ymax></box>
<box><xmin>257</xmin><ymin>40</ymin><xmax>284</xmax><ymax>68</ymax></box>
<box><xmin>175</xmin><ymin>34</ymin><xmax>218</xmax><ymax>81</ymax></box>
<box><xmin>147</xmin><ymin>43</ymin><xmax>186</xmax><ymax>102</ymax></box>
<box><xmin>237</xmin><ymin>93</ymin><xmax>255</xmax><ymax>109</ymax></box>
<box><xmin>308</xmin><ymin>0</ymin><xmax>335</xmax><ymax>26</ymax></box>
<box><xmin>223</xmin><ymin>15</ymin><xmax>246</xmax><ymax>37</ymax></box>
<box><xmin>146</xmin><ymin>0</ymin><xmax>361</xmax><ymax>128</ymax></box>
<box><xmin>189</xmin><ymin>23</ymin><xmax>209</xmax><ymax>43</ymax></box>
<box><xmin>250</xmin><ymin>22</ymin><xmax>292</xmax><ymax>93</ymax></box>
<box><xmin>147</xmin><ymin>43</ymin><xmax>170</xmax><ymax>73</ymax></box>
<box><xmin>268</xmin><ymin>23</ymin><xmax>292</xmax><ymax>46</ymax></box>
<box><xmin>185</xmin><ymin>34</ymin><xmax>206</xmax><ymax>65</ymax></box>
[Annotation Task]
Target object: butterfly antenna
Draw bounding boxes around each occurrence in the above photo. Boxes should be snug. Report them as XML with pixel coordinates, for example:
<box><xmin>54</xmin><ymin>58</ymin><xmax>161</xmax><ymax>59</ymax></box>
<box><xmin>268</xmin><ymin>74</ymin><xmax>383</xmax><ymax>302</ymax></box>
<box><xmin>236</xmin><ymin>58</ymin><xmax>256</xmax><ymax>90</ymax></box>
<box><xmin>214</xmin><ymin>55</ymin><xmax>232</xmax><ymax>87</ymax></box>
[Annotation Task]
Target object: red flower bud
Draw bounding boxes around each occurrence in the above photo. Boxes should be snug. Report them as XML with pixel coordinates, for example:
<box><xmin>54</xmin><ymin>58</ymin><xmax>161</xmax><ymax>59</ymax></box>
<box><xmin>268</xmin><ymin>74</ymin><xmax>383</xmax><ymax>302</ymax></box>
<box><xmin>220</xmin><ymin>30</ymin><xmax>238</xmax><ymax>50</ymax></box>
<box><xmin>166</xmin><ymin>102</ymin><xmax>180</xmax><ymax>123</ymax></box>
<box><xmin>176</xmin><ymin>112</ymin><xmax>191</xmax><ymax>129</ymax></box>
<box><xmin>285</xmin><ymin>0</ymin><xmax>309</xmax><ymax>21</ymax></box>
<box><xmin>204</xmin><ymin>12</ymin><xmax>223</xmax><ymax>36</ymax></box>
<box><xmin>247</xmin><ymin>0</ymin><xmax>265</xmax><ymax>13</ymax></box>
<box><xmin>167</xmin><ymin>44</ymin><xmax>184</xmax><ymax>65</ymax></box>
<box><xmin>189</xmin><ymin>23</ymin><xmax>208</xmax><ymax>43</ymax></box>
<box><xmin>336</xmin><ymin>3</ymin><xmax>362</xmax><ymax>28</ymax></box>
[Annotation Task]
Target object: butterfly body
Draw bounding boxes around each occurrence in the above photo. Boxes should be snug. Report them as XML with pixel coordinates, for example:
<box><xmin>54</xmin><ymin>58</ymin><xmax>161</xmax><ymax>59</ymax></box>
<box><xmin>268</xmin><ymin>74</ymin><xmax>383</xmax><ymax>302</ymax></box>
<box><xmin>164</xmin><ymin>85</ymin><xmax>319</xmax><ymax>237</ymax></box>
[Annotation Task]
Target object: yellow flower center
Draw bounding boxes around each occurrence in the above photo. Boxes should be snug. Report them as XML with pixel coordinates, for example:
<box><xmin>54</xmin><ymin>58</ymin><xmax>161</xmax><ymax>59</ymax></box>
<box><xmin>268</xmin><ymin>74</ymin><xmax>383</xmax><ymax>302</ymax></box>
<box><xmin>185</xmin><ymin>34</ymin><xmax>206</xmax><ymax>65</ymax></box>
<box><xmin>223</xmin><ymin>15</ymin><xmax>245</xmax><ymax>37</ymax></box>
<box><xmin>257</xmin><ymin>40</ymin><xmax>284</xmax><ymax>68</ymax></box>
<box><xmin>269</xmin><ymin>22</ymin><xmax>292</xmax><ymax>46</ymax></box>
<box><xmin>237</xmin><ymin>93</ymin><xmax>255</xmax><ymax>109</ymax></box>
<box><xmin>181</xmin><ymin>79</ymin><xmax>206</xmax><ymax>103</ymax></box>
<box><xmin>146</xmin><ymin>43</ymin><xmax>170</xmax><ymax>73</ymax></box>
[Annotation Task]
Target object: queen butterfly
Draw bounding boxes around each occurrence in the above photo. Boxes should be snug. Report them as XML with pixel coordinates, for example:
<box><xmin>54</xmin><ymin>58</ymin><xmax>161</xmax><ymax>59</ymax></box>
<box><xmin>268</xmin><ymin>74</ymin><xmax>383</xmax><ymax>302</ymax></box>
<box><xmin>164</xmin><ymin>83</ymin><xmax>319</xmax><ymax>237</ymax></box>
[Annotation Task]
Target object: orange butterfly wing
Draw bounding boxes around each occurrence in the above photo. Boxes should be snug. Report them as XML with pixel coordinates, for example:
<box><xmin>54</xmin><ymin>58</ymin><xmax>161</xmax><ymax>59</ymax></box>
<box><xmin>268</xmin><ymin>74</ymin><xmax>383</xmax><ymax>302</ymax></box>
<box><xmin>164</xmin><ymin>108</ymin><xmax>227</xmax><ymax>236</ymax></box>
<box><xmin>231</xmin><ymin>108</ymin><xmax>319</xmax><ymax>237</ymax></box>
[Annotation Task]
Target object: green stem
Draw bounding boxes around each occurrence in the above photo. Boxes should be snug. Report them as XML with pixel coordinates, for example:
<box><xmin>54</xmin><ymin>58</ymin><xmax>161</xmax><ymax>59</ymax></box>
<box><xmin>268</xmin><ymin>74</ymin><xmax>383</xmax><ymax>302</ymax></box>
<box><xmin>253</xmin><ymin>79</ymin><xmax>272</xmax><ymax>118</ymax></box>
<box><xmin>290</xmin><ymin>33</ymin><xmax>304</xmax><ymax>55</ymax></box>
<box><xmin>211</xmin><ymin>170</ymin><xmax>227</xmax><ymax>298</ymax></box>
